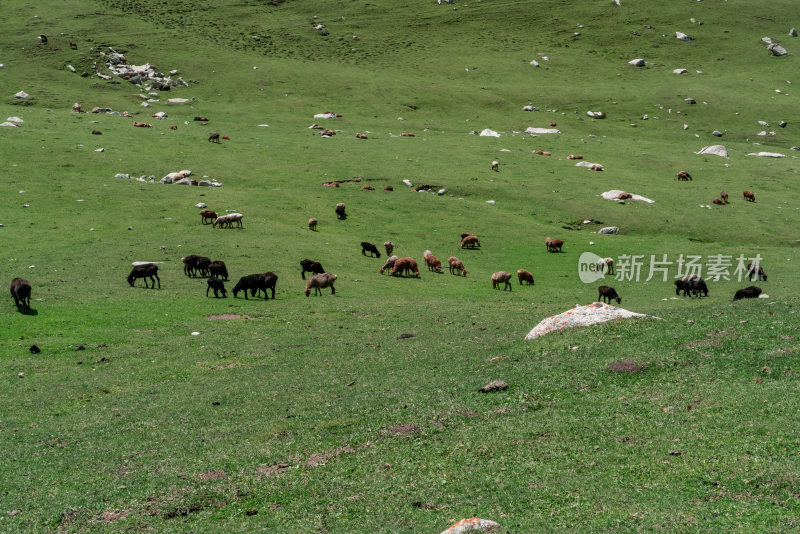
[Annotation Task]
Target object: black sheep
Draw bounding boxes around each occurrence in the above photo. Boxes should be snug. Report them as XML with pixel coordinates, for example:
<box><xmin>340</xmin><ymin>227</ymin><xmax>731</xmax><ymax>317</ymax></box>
<box><xmin>258</xmin><ymin>272</ymin><xmax>278</xmax><ymax>300</ymax></box>
<box><xmin>361</xmin><ymin>241</ymin><xmax>381</xmax><ymax>258</ymax></box>
<box><xmin>206</xmin><ymin>277</ymin><xmax>227</xmax><ymax>298</ymax></box>
<box><xmin>746</xmin><ymin>263</ymin><xmax>767</xmax><ymax>282</ymax></box>
<box><xmin>598</xmin><ymin>285</ymin><xmax>621</xmax><ymax>304</ymax></box>
<box><xmin>300</xmin><ymin>259</ymin><xmax>325</xmax><ymax>280</ymax></box>
<box><xmin>127</xmin><ymin>264</ymin><xmax>160</xmax><ymax>288</ymax></box>
<box><xmin>209</xmin><ymin>260</ymin><xmax>228</xmax><ymax>280</ymax></box>
<box><xmin>10</xmin><ymin>278</ymin><xmax>32</xmax><ymax>313</ymax></box>
<box><xmin>335</xmin><ymin>203</ymin><xmax>346</xmax><ymax>220</ymax></box>
<box><xmin>196</xmin><ymin>257</ymin><xmax>212</xmax><ymax>277</ymax></box>
<box><xmin>733</xmin><ymin>286</ymin><xmax>762</xmax><ymax>300</ymax></box>
<box><xmin>181</xmin><ymin>255</ymin><xmax>201</xmax><ymax>277</ymax></box>
<box><xmin>233</xmin><ymin>274</ymin><xmax>266</xmax><ymax>300</ymax></box>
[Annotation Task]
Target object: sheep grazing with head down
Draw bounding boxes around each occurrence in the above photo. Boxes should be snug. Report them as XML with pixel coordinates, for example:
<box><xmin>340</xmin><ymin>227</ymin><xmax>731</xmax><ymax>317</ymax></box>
<box><xmin>674</xmin><ymin>274</ymin><xmax>708</xmax><ymax>298</ymax></box>
<box><xmin>423</xmin><ymin>250</ymin><xmax>442</xmax><ymax>273</ymax></box>
<box><xmin>300</xmin><ymin>259</ymin><xmax>325</xmax><ymax>280</ymax></box>
<box><xmin>10</xmin><ymin>278</ymin><xmax>32</xmax><ymax>313</ymax></box>
<box><xmin>335</xmin><ymin>203</ymin><xmax>346</xmax><ymax>219</ymax></box>
<box><xmin>384</xmin><ymin>241</ymin><xmax>394</xmax><ymax>257</ymax></box>
<box><xmin>361</xmin><ymin>241</ymin><xmax>381</xmax><ymax>258</ymax></box>
<box><xmin>517</xmin><ymin>269</ymin><xmax>534</xmax><ymax>285</ymax></box>
<box><xmin>208</xmin><ymin>260</ymin><xmax>228</xmax><ymax>280</ymax></box>
<box><xmin>233</xmin><ymin>273</ymin><xmax>275</xmax><ymax>300</ymax></box>
<box><xmin>547</xmin><ymin>239</ymin><xmax>564</xmax><ymax>253</ymax></box>
<box><xmin>305</xmin><ymin>272</ymin><xmax>337</xmax><ymax>296</ymax></box>
<box><xmin>206</xmin><ymin>277</ymin><xmax>227</xmax><ymax>298</ymax></box>
<box><xmin>598</xmin><ymin>285</ymin><xmax>621</xmax><ymax>304</ymax></box>
<box><xmin>596</xmin><ymin>257</ymin><xmax>614</xmax><ymax>275</ymax></box>
<box><xmin>712</xmin><ymin>198</ymin><xmax>725</xmax><ymax>205</ymax></box>
<box><xmin>491</xmin><ymin>160</ymin><xmax>499</xmax><ymax>171</ymax></box>
<box><xmin>461</xmin><ymin>235</ymin><xmax>481</xmax><ymax>249</ymax></box>
<box><xmin>677</xmin><ymin>171</ymin><xmax>692</xmax><ymax>181</ymax></box>
<box><xmin>391</xmin><ymin>257</ymin><xmax>420</xmax><ymax>277</ymax></box>
<box><xmin>545</xmin><ymin>237</ymin><xmax>552</xmax><ymax>251</ymax></box>
<box><xmin>308</xmin><ymin>217</ymin><xmax>318</xmax><ymax>231</ymax></box>
<box><xmin>380</xmin><ymin>255</ymin><xmax>398</xmax><ymax>274</ymax></box>
<box><xmin>746</xmin><ymin>263</ymin><xmax>767</xmax><ymax>282</ymax></box>
<box><xmin>200</xmin><ymin>209</ymin><xmax>218</xmax><ymax>225</ymax></box>
<box><xmin>743</xmin><ymin>190</ymin><xmax>756</xmax><ymax>202</ymax></box>
<box><xmin>491</xmin><ymin>271</ymin><xmax>513</xmax><ymax>291</ymax></box>
<box><xmin>447</xmin><ymin>257</ymin><xmax>468</xmax><ymax>277</ymax></box>
<box><xmin>720</xmin><ymin>191</ymin><xmax>728</xmax><ymax>204</ymax></box>
<box><xmin>127</xmin><ymin>264</ymin><xmax>160</xmax><ymax>288</ymax></box>
<box><xmin>258</xmin><ymin>272</ymin><xmax>278</xmax><ymax>300</ymax></box>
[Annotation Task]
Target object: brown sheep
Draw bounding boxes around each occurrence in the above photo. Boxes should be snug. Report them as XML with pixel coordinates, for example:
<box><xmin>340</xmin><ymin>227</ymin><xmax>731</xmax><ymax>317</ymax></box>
<box><xmin>222</xmin><ymin>135</ymin><xmax>230</xmax><ymax>140</ymax></box>
<box><xmin>170</xmin><ymin>125</ymin><xmax>178</xmax><ymax>130</ymax></box>
<box><xmin>70</xmin><ymin>40</ymin><xmax>77</xmax><ymax>49</ymax></box>
<box><xmin>308</xmin><ymin>217</ymin><xmax>318</xmax><ymax>231</ymax></box>
<box><xmin>384</xmin><ymin>185</ymin><xmax>393</xmax><ymax>191</ymax></box>
<box><xmin>384</xmin><ymin>241</ymin><xmax>394</xmax><ymax>257</ymax></box>
<box><xmin>547</xmin><ymin>239</ymin><xmax>564</xmax><ymax>253</ymax></box>
<box><xmin>567</xmin><ymin>154</ymin><xmax>583</xmax><ymax>160</ymax></box>
<box><xmin>677</xmin><ymin>171</ymin><xmax>692</xmax><ymax>181</ymax></box>
<box><xmin>743</xmin><ymin>190</ymin><xmax>756</xmax><ymax>202</ymax></box>
<box><xmin>380</xmin><ymin>255</ymin><xmax>399</xmax><ymax>274</ymax></box>
<box><xmin>448</xmin><ymin>257</ymin><xmax>468</xmax><ymax>277</ymax></box>
<box><xmin>194</xmin><ymin>116</ymin><xmax>209</xmax><ymax>121</ymax></box>
<box><xmin>200</xmin><ymin>209</ymin><xmax>218</xmax><ymax>224</ymax></box>
<box><xmin>596</xmin><ymin>257</ymin><xmax>614</xmax><ymax>275</ymax></box>
<box><xmin>91</xmin><ymin>129</ymin><xmax>102</xmax><ymax>135</ymax></box>
<box><xmin>362</xmin><ymin>185</ymin><xmax>375</xmax><ymax>190</ymax></box>
<box><xmin>517</xmin><ymin>269</ymin><xmax>534</xmax><ymax>285</ymax></box>
<box><xmin>305</xmin><ymin>273</ymin><xmax>337</xmax><ymax>296</ymax></box>
<box><xmin>720</xmin><ymin>191</ymin><xmax>728</xmax><ymax>204</ymax></box>
<box><xmin>461</xmin><ymin>235</ymin><xmax>481</xmax><ymax>249</ymax></box>
<box><xmin>423</xmin><ymin>250</ymin><xmax>442</xmax><ymax>273</ymax></box>
<box><xmin>545</xmin><ymin>237</ymin><xmax>552</xmax><ymax>251</ymax></box>
<box><xmin>491</xmin><ymin>160</ymin><xmax>499</xmax><ymax>171</ymax></box>
<box><xmin>209</xmin><ymin>132</ymin><xmax>220</xmax><ymax>143</ymax></box>
<box><xmin>491</xmin><ymin>271</ymin><xmax>513</xmax><ymax>291</ymax></box>
<box><xmin>590</xmin><ymin>164</ymin><xmax>604</xmax><ymax>171</ymax></box>
<box><xmin>616</xmin><ymin>192</ymin><xmax>632</xmax><ymax>200</ymax></box>
<box><xmin>133</xmin><ymin>122</ymin><xmax>152</xmax><ymax>128</ymax></box>
<box><xmin>400</xmin><ymin>132</ymin><xmax>415</xmax><ymax>137</ymax></box>
<box><xmin>356</xmin><ymin>132</ymin><xmax>368</xmax><ymax>139</ymax></box>
<box><xmin>391</xmin><ymin>257</ymin><xmax>420</xmax><ymax>277</ymax></box>
<box><xmin>712</xmin><ymin>198</ymin><xmax>725</xmax><ymax>205</ymax></box>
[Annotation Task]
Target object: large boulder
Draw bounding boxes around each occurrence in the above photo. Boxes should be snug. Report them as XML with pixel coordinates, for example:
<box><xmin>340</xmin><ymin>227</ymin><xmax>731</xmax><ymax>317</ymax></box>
<box><xmin>768</xmin><ymin>43</ymin><xmax>788</xmax><ymax>56</ymax></box>
<box><xmin>599</xmin><ymin>226</ymin><xmax>619</xmax><ymax>235</ymax></box>
<box><xmin>695</xmin><ymin>145</ymin><xmax>728</xmax><ymax>158</ymax></box>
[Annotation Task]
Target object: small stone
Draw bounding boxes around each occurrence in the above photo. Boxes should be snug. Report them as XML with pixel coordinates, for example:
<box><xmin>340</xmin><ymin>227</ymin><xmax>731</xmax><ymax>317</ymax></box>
<box><xmin>478</xmin><ymin>380</ymin><xmax>509</xmax><ymax>393</ymax></box>
<box><xmin>712</xmin><ymin>130</ymin><xmax>723</xmax><ymax>137</ymax></box>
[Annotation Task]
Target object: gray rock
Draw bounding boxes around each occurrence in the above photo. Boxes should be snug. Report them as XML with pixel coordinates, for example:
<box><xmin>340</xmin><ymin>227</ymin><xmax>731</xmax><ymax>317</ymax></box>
<box><xmin>599</xmin><ymin>226</ymin><xmax>619</xmax><ymax>235</ymax></box>
<box><xmin>160</xmin><ymin>176</ymin><xmax>174</xmax><ymax>184</ymax></box>
<box><xmin>684</xmin><ymin>98</ymin><xmax>696</xmax><ymax>104</ymax></box>
<box><xmin>628</xmin><ymin>58</ymin><xmax>645</xmax><ymax>67</ymax></box>
<box><xmin>478</xmin><ymin>380</ymin><xmax>508</xmax><ymax>393</ymax></box>
<box><xmin>768</xmin><ymin>43</ymin><xmax>788</xmax><ymax>56</ymax></box>
<box><xmin>174</xmin><ymin>178</ymin><xmax>193</xmax><ymax>185</ymax></box>
<box><xmin>198</xmin><ymin>180</ymin><xmax>212</xmax><ymax>187</ymax></box>
<box><xmin>676</xmin><ymin>32</ymin><xmax>692</xmax><ymax>41</ymax></box>
<box><xmin>791</xmin><ymin>28</ymin><xmax>798</xmax><ymax>37</ymax></box>
<box><xmin>712</xmin><ymin>130</ymin><xmax>723</xmax><ymax>137</ymax></box>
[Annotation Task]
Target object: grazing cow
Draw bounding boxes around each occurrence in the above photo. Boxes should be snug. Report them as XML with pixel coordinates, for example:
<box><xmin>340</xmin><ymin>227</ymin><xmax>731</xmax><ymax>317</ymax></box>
<box><xmin>677</xmin><ymin>171</ymin><xmax>692</xmax><ymax>181</ymax></box>
<box><xmin>517</xmin><ymin>269</ymin><xmax>535</xmax><ymax>285</ymax></box>
<box><xmin>308</xmin><ymin>217</ymin><xmax>318</xmax><ymax>231</ymax></box>
<box><xmin>743</xmin><ymin>190</ymin><xmax>756</xmax><ymax>202</ymax></box>
<box><xmin>207</xmin><ymin>277</ymin><xmax>227</xmax><ymax>298</ymax></box>
<box><xmin>598</xmin><ymin>285</ymin><xmax>621</xmax><ymax>304</ymax></box>
<box><xmin>133</xmin><ymin>122</ymin><xmax>152</xmax><ymax>128</ymax></box>
<box><xmin>209</xmin><ymin>132</ymin><xmax>220</xmax><ymax>143</ymax></box>
<box><xmin>720</xmin><ymin>191</ymin><xmax>728</xmax><ymax>204</ymax></box>
<box><xmin>746</xmin><ymin>263</ymin><xmax>767</xmax><ymax>282</ymax></box>
<box><xmin>491</xmin><ymin>271</ymin><xmax>513</xmax><ymax>291</ymax></box>
<box><xmin>733</xmin><ymin>286</ymin><xmax>762</xmax><ymax>300</ymax></box>
<box><xmin>10</xmin><ymin>278</ymin><xmax>32</xmax><ymax>313</ymax></box>
<box><xmin>127</xmin><ymin>264</ymin><xmax>160</xmax><ymax>288</ymax></box>
<box><xmin>300</xmin><ymin>259</ymin><xmax>325</xmax><ymax>280</ymax></box>
<box><xmin>361</xmin><ymin>242</ymin><xmax>381</xmax><ymax>258</ymax></box>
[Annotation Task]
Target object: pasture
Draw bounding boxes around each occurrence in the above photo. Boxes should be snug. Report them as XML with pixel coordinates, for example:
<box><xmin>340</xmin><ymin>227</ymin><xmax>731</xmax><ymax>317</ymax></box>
<box><xmin>2</xmin><ymin>0</ymin><xmax>799</xmax><ymax>531</ymax></box>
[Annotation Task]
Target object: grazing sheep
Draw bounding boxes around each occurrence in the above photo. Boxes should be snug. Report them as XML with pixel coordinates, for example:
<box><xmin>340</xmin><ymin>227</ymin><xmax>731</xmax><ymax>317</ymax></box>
<box><xmin>590</xmin><ymin>164</ymin><xmax>604</xmax><ymax>171</ymax></box>
<box><xmin>335</xmin><ymin>203</ymin><xmax>346</xmax><ymax>219</ymax></box>
<box><xmin>547</xmin><ymin>239</ymin><xmax>564</xmax><ymax>253</ymax></box>
<box><xmin>194</xmin><ymin>116</ymin><xmax>209</xmax><ymax>121</ymax></box>
<box><xmin>746</xmin><ymin>263</ymin><xmax>767</xmax><ymax>282</ymax></box>
<box><xmin>545</xmin><ymin>237</ymin><xmax>553</xmax><ymax>251</ymax></box>
<box><xmin>384</xmin><ymin>241</ymin><xmax>394</xmax><ymax>257</ymax></box>
<box><xmin>567</xmin><ymin>154</ymin><xmax>584</xmax><ymax>160</ymax></box>
<box><xmin>233</xmin><ymin>274</ymin><xmax>267</xmax><ymax>300</ymax></box>
<box><xmin>391</xmin><ymin>257</ymin><xmax>420</xmax><ymax>277</ymax></box>
<box><xmin>720</xmin><ymin>191</ymin><xmax>728</xmax><ymax>204</ymax></box>
<box><xmin>308</xmin><ymin>217</ymin><xmax>318</xmax><ymax>231</ymax></box>
<box><xmin>133</xmin><ymin>122</ymin><xmax>152</xmax><ymax>128</ymax></box>
<box><xmin>674</xmin><ymin>275</ymin><xmax>709</xmax><ymax>298</ymax></box>
<box><xmin>38</xmin><ymin>34</ymin><xmax>48</xmax><ymax>43</ymax></box>
<box><xmin>733</xmin><ymin>286</ymin><xmax>762</xmax><ymax>300</ymax></box>
<box><xmin>206</xmin><ymin>277</ymin><xmax>227</xmax><ymax>298</ymax></box>
<box><xmin>182</xmin><ymin>255</ymin><xmax>200</xmax><ymax>276</ymax></box>
<box><xmin>208</xmin><ymin>260</ymin><xmax>228</xmax><ymax>280</ymax></box>
<box><xmin>491</xmin><ymin>271</ymin><xmax>513</xmax><ymax>291</ymax></box>
<box><xmin>491</xmin><ymin>160</ymin><xmax>499</xmax><ymax>171</ymax></box>
<box><xmin>170</xmin><ymin>125</ymin><xmax>178</xmax><ymax>130</ymax></box>
<box><xmin>380</xmin><ymin>255</ymin><xmax>399</xmax><ymax>274</ymax></box>
<box><xmin>209</xmin><ymin>132</ymin><xmax>220</xmax><ymax>142</ymax></box>
<box><xmin>196</xmin><ymin>257</ymin><xmax>212</xmax><ymax>277</ymax></box>
<box><xmin>70</xmin><ymin>40</ymin><xmax>77</xmax><ymax>49</ymax></box>
<box><xmin>356</xmin><ymin>132</ymin><xmax>368</xmax><ymax>139</ymax></box>
<box><xmin>447</xmin><ymin>257</ymin><xmax>468</xmax><ymax>277</ymax></box>
<box><xmin>127</xmin><ymin>264</ymin><xmax>160</xmax><ymax>288</ymax></box>
<box><xmin>743</xmin><ymin>190</ymin><xmax>756</xmax><ymax>202</ymax></box>
<box><xmin>596</xmin><ymin>257</ymin><xmax>615</xmax><ymax>276</ymax></box>
<box><xmin>598</xmin><ymin>285</ymin><xmax>621</xmax><ymax>304</ymax></box>
<box><xmin>517</xmin><ymin>269</ymin><xmax>535</xmax><ymax>285</ymax></box>
<box><xmin>222</xmin><ymin>135</ymin><xmax>230</xmax><ymax>140</ymax></box>
<box><xmin>212</xmin><ymin>213</ymin><xmax>244</xmax><ymax>228</ymax></box>
<box><xmin>361</xmin><ymin>241</ymin><xmax>381</xmax><ymax>258</ymax></box>
<box><xmin>305</xmin><ymin>272</ymin><xmax>337</xmax><ymax>296</ymax></box>
<box><xmin>677</xmin><ymin>171</ymin><xmax>692</xmax><ymax>181</ymax></box>
<box><xmin>423</xmin><ymin>250</ymin><xmax>442</xmax><ymax>273</ymax></box>
<box><xmin>300</xmin><ymin>259</ymin><xmax>325</xmax><ymax>280</ymax></box>
<box><xmin>362</xmin><ymin>185</ymin><xmax>375</xmax><ymax>191</ymax></box>
<box><xmin>712</xmin><ymin>198</ymin><xmax>725</xmax><ymax>205</ymax></box>
<box><xmin>400</xmin><ymin>132</ymin><xmax>415</xmax><ymax>137</ymax></box>
<box><xmin>461</xmin><ymin>235</ymin><xmax>481</xmax><ymax>249</ymax></box>
<box><xmin>200</xmin><ymin>209</ymin><xmax>218</xmax><ymax>224</ymax></box>
<box><xmin>91</xmin><ymin>129</ymin><xmax>102</xmax><ymax>135</ymax></box>
<box><xmin>384</xmin><ymin>185</ymin><xmax>393</xmax><ymax>191</ymax></box>
<box><xmin>258</xmin><ymin>272</ymin><xmax>278</xmax><ymax>300</ymax></box>
<box><xmin>10</xmin><ymin>278</ymin><xmax>32</xmax><ymax>313</ymax></box>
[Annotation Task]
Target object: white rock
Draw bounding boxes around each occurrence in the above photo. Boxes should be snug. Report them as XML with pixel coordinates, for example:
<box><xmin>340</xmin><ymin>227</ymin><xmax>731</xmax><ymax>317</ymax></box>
<box><xmin>598</xmin><ymin>226</ymin><xmax>619</xmax><ymax>234</ymax></box>
<box><xmin>628</xmin><ymin>58</ymin><xmax>645</xmax><ymax>67</ymax></box>
<box><xmin>676</xmin><ymin>32</ymin><xmax>692</xmax><ymax>41</ymax></box>
<box><xmin>438</xmin><ymin>188</ymin><xmax>446</xmax><ymax>195</ymax></box>
<box><xmin>191</xmin><ymin>332</ymin><xmax>200</xmax><ymax>336</ymax></box>
<box><xmin>524</xmin><ymin>127</ymin><xmax>560</xmax><ymax>134</ymax></box>
<box><xmin>479</xmin><ymin>128</ymin><xmax>500</xmax><ymax>137</ymax></box>
<box><xmin>746</xmin><ymin>152</ymin><xmax>786</xmax><ymax>158</ymax></box>
<box><xmin>313</xmin><ymin>112</ymin><xmax>337</xmax><ymax>119</ymax></box>
<box><xmin>167</xmin><ymin>98</ymin><xmax>191</xmax><ymax>103</ymax></box>
<box><xmin>196</xmin><ymin>203</ymin><xmax>207</xmax><ymax>208</ymax></box>
<box><xmin>486</xmin><ymin>200</ymin><xmax>496</xmax><ymax>204</ymax></box>
<box><xmin>526</xmin><ymin>302</ymin><xmax>656</xmax><ymax>340</ymax></box>
<box><xmin>695</xmin><ymin>145</ymin><xmax>728</xmax><ymax>157</ymax></box>
<box><xmin>601</xmin><ymin>190</ymin><xmax>654</xmax><ymax>203</ymax></box>
<box><xmin>95</xmin><ymin>148</ymin><xmax>104</xmax><ymax>152</ymax></box>
<box><xmin>587</xmin><ymin>111</ymin><xmax>606</xmax><ymax>118</ymax></box>
<box><xmin>402</xmin><ymin>179</ymin><xmax>413</xmax><ymax>187</ymax></box>
<box><xmin>521</xmin><ymin>105</ymin><xmax>537</xmax><ymax>111</ymax></box>
<box><xmin>529</xmin><ymin>60</ymin><xmax>540</xmax><ymax>67</ymax></box>
<box><xmin>0</xmin><ymin>122</ymin><xmax>19</xmax><ymax>127</ymax></box>
<box><xmin>683</xmin><ymin>124</ymin><xmax>689</xmax><ymax>130</ymax></box>
<box><xmin>67</xmin><ymin>64</ymin><xmax>76</xmax><ymax>72</ymax></box>
<box><xmin>673</xmin><ymin>68</ymin><xmax>688</xmax><ymax>74</ymax></box>
<box><xmin>14</xmin><ymin>91</ymin><xmax>28</xmax><ymax>99</ymax></box>
<box><xmin>440</xmin><ymin>519</ymin><xmax>501</xmax><ymax>534</ymax></box>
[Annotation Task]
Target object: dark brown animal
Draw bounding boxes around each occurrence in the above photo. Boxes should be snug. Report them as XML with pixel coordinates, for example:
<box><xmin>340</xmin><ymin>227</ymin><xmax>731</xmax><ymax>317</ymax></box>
<box><xmin>362</xmin><ymin>185</ymin><xmax>375</xmax><ymax>190</ymax></box>
<box><xmin>127</xmin><ymin>264</ymin><xmax>160</xmax><ymax>288</ymax></box>
<box><xmin>335</xmin><ymin>203</ymin><xmax>346</xmax><ymax>219</ymax></box>
<box><xmin>70</xmin><ymin>41</ymin><xmax>77</xmax><ymax>49</ymax></box>
<box><xmin>170</xmin><ymin>125</ymin><xmax>178</xmax><ymax>130</ymax></box>
<box><xmin>733</xmin><ymin>286</ymin><xmax>762</xmax><ymax>300</ymax></box>
<box><xmin>743</xmin><ymin>190</ymin><xmax>756</xmax><ymax>202</ymax></box>
<box><xmin>598</xmin><ymin>285</ymin><xmax>621</xmax><ymax>304</ymax></box>
<box><xmin>208</xmin><ymin>261</ymin><xmax>228</xmax><ymax>280</ymax></box>
<box><xmin>491</xmin><ymin>271</ymin><xmax>513</xmax><ymax>291</ymax></box>
<box><xmin>617</xmin><ymin>192</ymin><xmax>633</xmax><ymax>200</ymax></box>
<box><xmin>548</xmin><ymin>239</ymin><xmax>564</xmax><ymax>253</ymax></box>
<box><xmin>384</xmin><ymin>185</ymin><xmax>393</xmax><ymax>191</ymax></box>
<box><xmin>133</xmin><ymin>122</ymin><xmax>152</xmax><ymax>128</ymax></box>
<box><xmin>677</xmin><ymin>171</ymin><xmax>692</xmax><ymax>181</ymax></box>
<box><xmin>461</xmin><ymin>235</ymin><xmax>481</xmax><ymax>249</ymax></box>
<box><xmin>206</xmin><ymin>277</ymin><xmax>227</xmax><ymax>298</ymax></box>
<box><xmin>209</xmin><ymin>132</ymin><xmax>220</xmax><ymax>143</ymax></box>
<box><xmin>517</xmin><ymin>269</ymin><xmax>535</xmax><ymax>285</ymax></box>
<box><xmin>567</xmin><ymin>154</ymin><xmax>583</xmax><ymax>160</ymax></box>
<box><xmin>91</xmin><ymin>129</ymin><xmax>102</xmax><ymax>135</ymax></box>
<box><xmin>308</xmin><ymin>217</ymin><xmax>318</xmax><ymax>231</ymax></box>
<box><xmin>38</xmin><ymin>34</ymin><xmax>48</xmax><ymax>43</ymax></box>
<box><xmin>233</xmin><ymin>274</ymin><xmax>266</xmax><ymax>300</ymax></box>
<box><xmin>194</xmin><ymin>116</ymin><xmax>209</xmax><ymax>122</ymax></box>
<box><xmin>746</xmin><ymin>263</ymin><xmax>767</xmax><ymax>282</ymax></box>
<box><xmin>300</xmin><ymin>259</ymin><xmax>325</xmax><ymax>280</ymax></box>
<box><xmin>720</xmin><ymin>191</ymin><xmax>728</xmax><ymax>204</ymax></box>
<box><xmin>10</xmin><ymin>278</ymin><xmax>32</xmax><ymax>313</ymax></box>
<box><xmin>712</xmin><ymin>198</ymin><xmax>725</xmax><ymax>205</ymax></box>
<box><xmin>356</xmin><ymin>133</ymin><xmax>368</xmax><ymax>139</ymax></box>
<box><xmin>200</xmin><ymin>209</ymin><xmax>218</xmax><ymax>224</ymax></box>
<box><xmin>361</xmin><ymin>242</ymin><xmax>381</xmax><ymax>258</ymax></box>
<box><xmin>391</xmin><ymin>257</ymin><xmax>420</xmax><ymax>277</ymax></box>
<box><xmin>400</xmin><ymin>132</ymin><xmax>415</xmax><ymax>137</ymax></box>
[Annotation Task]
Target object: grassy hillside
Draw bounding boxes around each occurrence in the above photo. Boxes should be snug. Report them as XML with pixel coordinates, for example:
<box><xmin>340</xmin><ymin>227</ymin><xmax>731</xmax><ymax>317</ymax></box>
<box><xmin>1</xmin><ymin>0</ymin><xmax>799</xmax><ymax>531</ymax></box>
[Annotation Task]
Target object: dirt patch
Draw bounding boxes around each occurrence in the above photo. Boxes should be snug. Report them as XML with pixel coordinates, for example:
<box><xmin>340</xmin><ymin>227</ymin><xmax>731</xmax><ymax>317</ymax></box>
<box><xmin>458</xmin><ymin>411</ymin><xmax>480</xmax><ymax>418</ymax></box>
<box><xmin>60</xmin><ymin>509</ymin><xmax>89</xmax><ymax>523</ymax></box>
<box><xmin>256</xmin><ymin>463</ymin><xmax>290</xmax><ymax>477</ymax></box>
<box><xmin>681</xmin><ymin>339</ymin><xmax>721</xmax><ymax>349</ymax></box>
<box><xmin>381</xmin><ymin>423</ymin><xmax>420</xmax><ymax>437</ymax></box>
<box><xmin>97</xmin><ymin>510</ymin><xmax>130</xmax><ymax>523</ymax></box>
<box><xmin>207</xmin><ymin>314</ymin><xmax>252</xmax><ymax>320</ymax></box>
<box><xmin>607</xmin><ymin>360</ymin><xmax>646</xmax><ymax>373</ymax></box>
<box><xmin>304</xmin><ymin>445</ymin><xmax>356</xmax><ymax>467</ymax></box>
<box><xmin>198</xmin><ymin>469</ymin><xmax>227</xmax><ymax>481</ymax></box>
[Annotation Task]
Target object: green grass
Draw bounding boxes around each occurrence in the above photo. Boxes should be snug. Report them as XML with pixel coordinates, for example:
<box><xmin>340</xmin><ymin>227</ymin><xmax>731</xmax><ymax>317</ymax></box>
<box><xmin>1</xmin><ymin>0</ymin><xmax>800</xmax><ymax>531</ymax></box>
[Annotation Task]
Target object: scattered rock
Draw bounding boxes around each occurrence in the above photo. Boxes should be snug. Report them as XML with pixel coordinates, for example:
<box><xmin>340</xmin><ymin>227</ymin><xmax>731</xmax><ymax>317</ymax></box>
<box><xmin>479</xmin><ymin>128</ymin><xmax>500</xmax><ymax>137</ymax></box>
<box><xmin>675</xmin><ymin>32</ymin><xmax>692</xmax><ymax>41</ymax></box>
<box><xmin>478</xmin><ymin>380</ymin><xmax>509</xmax><ymax>393</ymax></box>
<box><xmin>524</xmin><ymin>127</ymin><xmax>560</xmax><ymax>134</ymax></box>
<box><xmin>791</xmin><ymin>28</ymin><xmax>798</xmax><ymax>37</ymax></box>
<box><xmin>768</xmin><ymin>43</ymin><xmax>788</xmax><ymax>56</ymax></box>
<box><xmin>440</xmin><ymin>518</ymin><xmax>502</xmax><ymax>534</ymax></box>
<box><xmin>601</xmin><ymin>190</ymin><xmax>654</xmax><ymax>203</ymax></box>
<box><xmin>586</xmin><ymin>111</ymin><xmax>606</xmax><ymax>119</ymax></box>
<box><xmin>673</xmin><ymin>68</ymin><xmax>688</xmax><ymax>74</ymax></box>
<box><xmin>746</xmin><ymin>152</ymin><xmax>786</xmax><ymax>158</ymax></box>
<box><xmin>525</xmin><ymin>302</ymin><xmax>658</xmax><ymax>339</ymax></box>
<box><xmin>628</xmin><ymin>58</ymin><xmax>645</xmax><ymax>67</ymax></box>
<box><xmin>712</xmin><ymin>130</ymin><xmax>723</xmax><ymax>137</ymax></box>
<box><xmin>598</xmin><ymin>226</ymin><xmax>619</xmax><ymax>234</ymax></box>
<box><xmin>695</xmin><ymin>145</ymin><xmax>728</xmax><ymax>158</ymax></box>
